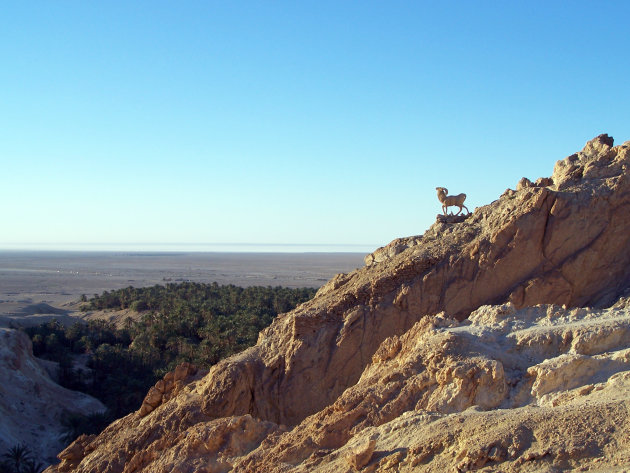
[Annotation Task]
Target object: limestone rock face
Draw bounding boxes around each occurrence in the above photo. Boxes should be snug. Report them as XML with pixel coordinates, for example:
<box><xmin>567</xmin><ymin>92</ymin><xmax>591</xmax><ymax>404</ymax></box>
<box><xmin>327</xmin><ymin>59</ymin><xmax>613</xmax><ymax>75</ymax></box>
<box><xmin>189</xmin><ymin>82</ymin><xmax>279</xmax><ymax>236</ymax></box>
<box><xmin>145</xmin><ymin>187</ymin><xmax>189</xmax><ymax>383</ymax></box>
<box><xmin>45</xmin><ymin>135</ymin><xmax>630</xmax><ymax>472</ymax></box>
<box><xmin>0</xmin><ymin>328</ymin><xmax>105</xmax><ymax>465</ymax></box>
<box><xmin>138</xmin><ymin>362</ymin><xmax>198</xmax><ymax>417</ymax></box>
<box><xmin>233</xmin><ymin>302</ymin><xmax>630</xmax><ymax>472</ymax></box>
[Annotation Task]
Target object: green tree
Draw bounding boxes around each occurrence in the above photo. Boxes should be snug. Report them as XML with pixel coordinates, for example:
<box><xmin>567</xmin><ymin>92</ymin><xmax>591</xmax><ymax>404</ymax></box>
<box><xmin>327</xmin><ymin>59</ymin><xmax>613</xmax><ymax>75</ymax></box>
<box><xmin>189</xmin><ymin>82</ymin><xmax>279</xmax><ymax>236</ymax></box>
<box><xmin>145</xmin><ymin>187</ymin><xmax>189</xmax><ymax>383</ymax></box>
<box><xmin>1</xmin><ymin>444</ymin><xmax>32</xmax><ymax>473</ymax></box>
<box><xmin>30</xmin><ymin>334</ymin><xmax>44</xmax><ymax>356</ymax></box>
<box><xmin>21</xmin><ymin>459</ymin><xmax>45</xmax><ymax>473</ymax></box>
<box><xmin>60</xmin><ymin>411</ymin><xmax>86</xmax><ymax>444</ymax></box>
<box><xmin>60</xmin><ymin>410</ymin><xmax>110</xmax><ymax>445</ymax></box>
<box><xmin>24</xmin><ymin>282</ymin><xmax>316</xmax><ymax>421</ymax></box>
<box><xmin>130</xmin><ymin>300</ymin><xmax>148</xmax><ymax>312</ymax></box>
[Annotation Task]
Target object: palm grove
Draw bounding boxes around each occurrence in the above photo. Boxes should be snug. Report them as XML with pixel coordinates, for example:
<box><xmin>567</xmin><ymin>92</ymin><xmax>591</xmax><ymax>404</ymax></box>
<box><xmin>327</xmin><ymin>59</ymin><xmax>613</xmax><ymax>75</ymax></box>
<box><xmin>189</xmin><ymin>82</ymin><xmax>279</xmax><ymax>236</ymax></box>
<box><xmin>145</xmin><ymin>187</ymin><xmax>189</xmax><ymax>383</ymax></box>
<box><xmin>20</xmin><ymin>282</ymin><xmax>316</xmax><ymax>452</ymax></box>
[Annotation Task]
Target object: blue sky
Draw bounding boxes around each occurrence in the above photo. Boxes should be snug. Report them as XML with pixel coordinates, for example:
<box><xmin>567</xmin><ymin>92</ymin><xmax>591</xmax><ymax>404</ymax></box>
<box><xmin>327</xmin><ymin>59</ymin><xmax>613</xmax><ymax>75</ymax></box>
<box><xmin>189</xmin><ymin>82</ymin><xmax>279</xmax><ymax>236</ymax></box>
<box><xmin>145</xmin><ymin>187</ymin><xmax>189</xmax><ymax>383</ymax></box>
<box><xmin>2</xmin><ymin>1</ymin><xmax>629</xmax><ymax>251</ymax></box>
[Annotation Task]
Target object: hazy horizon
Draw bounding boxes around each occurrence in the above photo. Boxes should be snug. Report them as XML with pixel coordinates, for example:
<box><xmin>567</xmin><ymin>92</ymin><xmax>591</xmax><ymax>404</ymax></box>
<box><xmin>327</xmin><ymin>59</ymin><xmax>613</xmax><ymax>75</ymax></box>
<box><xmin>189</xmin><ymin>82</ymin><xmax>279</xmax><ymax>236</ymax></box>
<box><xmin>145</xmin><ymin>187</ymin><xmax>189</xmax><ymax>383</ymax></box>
<box><xmin>0</xmin><ymin>242</ymin><xmax>377</xmax><ymax>253</ymax></box>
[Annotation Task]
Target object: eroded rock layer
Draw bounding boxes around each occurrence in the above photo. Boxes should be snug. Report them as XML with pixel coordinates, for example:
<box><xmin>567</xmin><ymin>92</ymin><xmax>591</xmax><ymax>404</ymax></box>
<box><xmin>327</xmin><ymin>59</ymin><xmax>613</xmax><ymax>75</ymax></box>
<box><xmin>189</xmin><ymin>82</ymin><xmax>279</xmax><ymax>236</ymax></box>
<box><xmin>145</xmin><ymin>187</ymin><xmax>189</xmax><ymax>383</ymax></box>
<box><xmin>46</xmin><ymin>135</ymin><xmax>630</xmax><ymax>472</ymax></box>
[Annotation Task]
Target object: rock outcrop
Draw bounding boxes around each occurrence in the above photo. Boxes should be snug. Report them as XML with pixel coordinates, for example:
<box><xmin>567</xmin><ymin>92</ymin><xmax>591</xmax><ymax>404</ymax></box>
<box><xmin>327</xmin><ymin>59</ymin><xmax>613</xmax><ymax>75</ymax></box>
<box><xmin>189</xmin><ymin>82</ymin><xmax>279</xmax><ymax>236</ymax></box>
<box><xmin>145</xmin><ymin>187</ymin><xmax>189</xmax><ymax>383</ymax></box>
<box><xmin>233</xmin><ymin>301</ymin><xmax>630</xmax><ymax>472</ymax></box>
<box><xmin>138</xmin><ymin>362</ymin><xmax>198</xmax><ymax>417</ymax></box>
<box><xmin>0</xmin><ymin>328</ymin><xmax>106</xmax><ymax>465</ymax></box>
<box><xmin>45</xmin><ymin>134</ymin><xmax>630</xmax><ymax>472</ymax></box>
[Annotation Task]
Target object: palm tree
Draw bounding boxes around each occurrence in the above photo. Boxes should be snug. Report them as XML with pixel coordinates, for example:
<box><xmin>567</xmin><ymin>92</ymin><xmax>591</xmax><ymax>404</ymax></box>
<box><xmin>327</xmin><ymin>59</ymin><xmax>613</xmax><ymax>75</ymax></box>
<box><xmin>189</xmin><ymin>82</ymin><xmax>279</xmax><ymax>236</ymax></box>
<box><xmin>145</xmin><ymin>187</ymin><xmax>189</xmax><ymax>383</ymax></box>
<box><xmin>21</xmin><ymin>459</ymin><xmax>45</xmax><ymax>473</ymax></box>
<box><xmin>2</xmin><ymin>444</ymin><xmax>32</xmax><ymax>472</ymax></box>
<box><xmin>60</xmin><ymin>412</ymin><xmax>86</xmax><ymax>444</ymax></box>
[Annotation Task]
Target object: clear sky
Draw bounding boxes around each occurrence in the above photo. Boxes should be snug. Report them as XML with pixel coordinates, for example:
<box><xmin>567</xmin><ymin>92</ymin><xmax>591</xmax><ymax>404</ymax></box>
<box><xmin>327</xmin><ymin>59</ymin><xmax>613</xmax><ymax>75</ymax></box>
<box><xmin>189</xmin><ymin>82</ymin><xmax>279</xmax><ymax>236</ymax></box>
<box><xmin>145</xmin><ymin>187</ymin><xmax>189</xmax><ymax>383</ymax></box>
<box><xmin>2</xmin><ymin>1</ymin><xmax>630</xmax><ymax>252</ymax></box>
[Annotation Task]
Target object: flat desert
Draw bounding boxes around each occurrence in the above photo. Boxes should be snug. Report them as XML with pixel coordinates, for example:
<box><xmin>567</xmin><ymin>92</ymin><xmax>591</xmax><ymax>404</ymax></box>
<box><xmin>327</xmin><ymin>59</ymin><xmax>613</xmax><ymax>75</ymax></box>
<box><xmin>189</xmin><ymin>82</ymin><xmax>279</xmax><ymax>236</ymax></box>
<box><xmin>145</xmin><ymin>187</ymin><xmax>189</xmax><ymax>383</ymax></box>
<box><xmin>0</xmin><ymin>251</ymin><xmax>365</xmax><ymax>327</ymax></box>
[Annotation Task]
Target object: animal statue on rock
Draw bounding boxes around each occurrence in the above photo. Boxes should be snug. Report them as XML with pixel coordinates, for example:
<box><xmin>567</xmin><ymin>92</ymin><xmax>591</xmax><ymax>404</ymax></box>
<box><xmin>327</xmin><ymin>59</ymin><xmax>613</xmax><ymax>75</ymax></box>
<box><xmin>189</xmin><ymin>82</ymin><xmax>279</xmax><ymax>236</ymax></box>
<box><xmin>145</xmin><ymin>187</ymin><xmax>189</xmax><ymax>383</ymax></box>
<box><xmin>436</xmin><ymin>187</ymin><xmax>469</xmax><ymax>216</ymax></box>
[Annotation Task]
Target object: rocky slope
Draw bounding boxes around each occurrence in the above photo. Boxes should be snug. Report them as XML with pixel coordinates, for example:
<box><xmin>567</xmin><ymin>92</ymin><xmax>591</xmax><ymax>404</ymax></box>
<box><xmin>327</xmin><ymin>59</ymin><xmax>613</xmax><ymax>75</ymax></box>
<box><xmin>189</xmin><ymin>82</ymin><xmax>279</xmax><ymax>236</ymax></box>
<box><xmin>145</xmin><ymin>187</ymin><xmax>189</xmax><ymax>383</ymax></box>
<box><xmin>46</xmin><ymin>134</ymin><xmax>630</xmax><ymax>472</ymax></box>
<box><xmin>0</xmin><ymin>328</ymin><xmax>106</xmax><ymax>465</ymax></box>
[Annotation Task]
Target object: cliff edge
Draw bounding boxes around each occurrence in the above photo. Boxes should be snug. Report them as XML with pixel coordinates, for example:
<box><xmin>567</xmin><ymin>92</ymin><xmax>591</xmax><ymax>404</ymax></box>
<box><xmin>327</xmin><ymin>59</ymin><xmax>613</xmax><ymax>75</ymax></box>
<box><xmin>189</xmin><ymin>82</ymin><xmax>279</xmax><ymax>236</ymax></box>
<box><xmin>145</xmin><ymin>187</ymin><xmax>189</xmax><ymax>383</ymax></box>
<box><xmin>46</xmin><ymin>134</ymin><xmax>630</xmax><ymax>472</ymax></box>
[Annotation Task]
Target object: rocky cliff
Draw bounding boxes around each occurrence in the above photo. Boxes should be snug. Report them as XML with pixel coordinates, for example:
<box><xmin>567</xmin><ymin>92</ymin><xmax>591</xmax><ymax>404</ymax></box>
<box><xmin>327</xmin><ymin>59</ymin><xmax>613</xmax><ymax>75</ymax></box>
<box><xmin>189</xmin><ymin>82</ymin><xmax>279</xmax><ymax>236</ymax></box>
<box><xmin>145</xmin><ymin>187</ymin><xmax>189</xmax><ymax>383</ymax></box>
<box><xmin>0</xmin><ymin>328</ymin><xmax>106</xmax><ymax>465</ymax></box>
<box><xmin>46</xmin><ymin>134</ymin><xmax>630</xmax><ymax>472</ymax></box>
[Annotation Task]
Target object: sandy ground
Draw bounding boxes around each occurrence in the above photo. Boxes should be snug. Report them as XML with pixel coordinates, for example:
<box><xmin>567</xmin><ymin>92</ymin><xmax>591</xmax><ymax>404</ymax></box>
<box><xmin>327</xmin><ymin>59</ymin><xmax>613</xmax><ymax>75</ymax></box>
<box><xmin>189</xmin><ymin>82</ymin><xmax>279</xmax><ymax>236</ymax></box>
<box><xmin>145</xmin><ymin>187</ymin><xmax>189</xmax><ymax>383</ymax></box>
<box><xmin>0</xmin><ymin>251</ymin><xmax>365</xmax><ymax>328</ymax></box>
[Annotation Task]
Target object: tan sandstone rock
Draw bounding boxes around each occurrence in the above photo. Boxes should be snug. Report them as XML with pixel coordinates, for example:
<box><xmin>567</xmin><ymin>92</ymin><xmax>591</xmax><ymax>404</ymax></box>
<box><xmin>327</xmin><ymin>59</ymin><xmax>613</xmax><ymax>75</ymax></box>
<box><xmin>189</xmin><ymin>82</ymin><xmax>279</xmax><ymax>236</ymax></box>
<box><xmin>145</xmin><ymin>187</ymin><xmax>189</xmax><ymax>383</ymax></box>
<box><xmin>138</xmin><ymin>362</ymin><xmax>199</xmax><ymax>417</ymax></box>
<box><xmin>45</xmin><ymin>135</ymin><xmax>630</xmax><ymax>472</ymax></box>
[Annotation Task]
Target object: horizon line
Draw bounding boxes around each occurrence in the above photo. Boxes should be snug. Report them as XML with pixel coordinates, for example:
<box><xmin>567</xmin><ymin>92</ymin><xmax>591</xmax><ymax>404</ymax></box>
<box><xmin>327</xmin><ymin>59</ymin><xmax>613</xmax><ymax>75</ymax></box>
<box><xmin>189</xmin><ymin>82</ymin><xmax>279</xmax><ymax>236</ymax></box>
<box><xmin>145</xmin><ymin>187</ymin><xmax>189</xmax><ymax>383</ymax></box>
<box><xmin>0</xmin><ymin>242</ymin><xmax>380</xmax><ymax>253</ymax></box>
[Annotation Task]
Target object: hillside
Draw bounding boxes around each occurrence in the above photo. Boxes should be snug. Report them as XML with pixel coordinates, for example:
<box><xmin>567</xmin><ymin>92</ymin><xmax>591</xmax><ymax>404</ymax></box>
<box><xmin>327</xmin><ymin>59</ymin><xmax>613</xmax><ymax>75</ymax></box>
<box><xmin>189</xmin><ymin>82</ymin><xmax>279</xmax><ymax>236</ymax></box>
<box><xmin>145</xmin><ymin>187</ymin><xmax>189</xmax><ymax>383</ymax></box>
<box><xmin>0</xmin><ymin>328</ymin><xmax>105</xmax><ymax>466</ymax></box>
<box><xmin>46</xmin><ymin>134</ymin><xmax>630</xmax><ymax>472</ymax></box>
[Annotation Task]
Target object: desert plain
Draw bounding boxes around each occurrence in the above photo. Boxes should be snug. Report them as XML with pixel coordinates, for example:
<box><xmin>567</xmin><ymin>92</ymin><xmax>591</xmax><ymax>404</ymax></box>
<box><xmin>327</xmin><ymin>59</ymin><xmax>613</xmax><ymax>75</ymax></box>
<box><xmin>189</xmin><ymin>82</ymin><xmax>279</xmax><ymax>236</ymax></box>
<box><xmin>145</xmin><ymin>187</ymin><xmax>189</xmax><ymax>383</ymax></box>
<box><xmin>0</xmin><ymin>251</ymin><xmax>365</xmax><ymax>328</ymax></box>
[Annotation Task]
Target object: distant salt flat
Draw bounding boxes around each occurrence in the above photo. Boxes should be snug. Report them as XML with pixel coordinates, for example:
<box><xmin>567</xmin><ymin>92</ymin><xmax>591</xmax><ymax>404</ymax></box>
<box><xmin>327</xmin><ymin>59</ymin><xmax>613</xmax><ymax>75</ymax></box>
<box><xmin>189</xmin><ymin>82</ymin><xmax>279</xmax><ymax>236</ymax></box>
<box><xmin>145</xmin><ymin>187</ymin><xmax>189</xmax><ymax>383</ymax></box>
<box><xmin>0</xmin><ymin>251</ymin><xmax>367</xmax><ymax>322</ymax></box>
<box><xmin>0</xmin><ymin>242</ymin><xmax>377</xmax><ymax>253</ymax></box>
